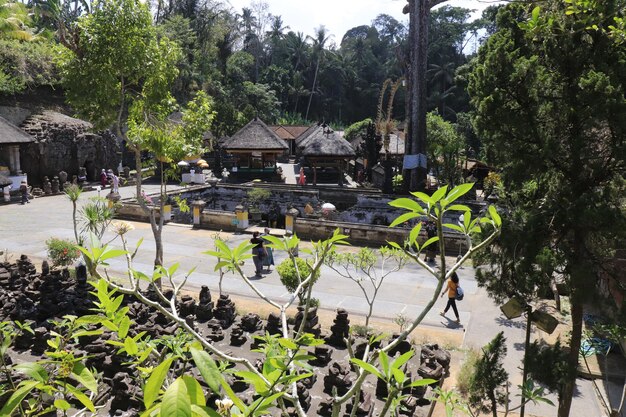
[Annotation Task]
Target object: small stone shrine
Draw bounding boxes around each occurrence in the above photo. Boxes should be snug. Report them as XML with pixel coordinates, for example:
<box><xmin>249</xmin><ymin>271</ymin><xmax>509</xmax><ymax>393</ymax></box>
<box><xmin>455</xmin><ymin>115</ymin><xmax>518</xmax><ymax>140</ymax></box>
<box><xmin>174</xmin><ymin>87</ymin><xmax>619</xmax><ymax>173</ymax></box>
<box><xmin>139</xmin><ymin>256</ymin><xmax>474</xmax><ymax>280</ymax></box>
<box><xmin>294</xmin><ymin>305</ymin><xmax>321</xmax><ymax>337</ymax></box>
<box><xmin>323</xmin><ymin>361</ymin><xmax>353</xmax><ymax>395</ymax></box>
<box><xmin>265</xmin><ymin>312</ymin><xmax>282</xmax><ymax>335</ymax></box>
<box><xmin>213</xmin><ymin>294</ymin><xmax>237</xmax><ymax>328</ymax></box>
<box><xmin>195</xmin><ymin>285</ymin><xmax>214</xmax><ymax>322</ymax></box>
<box><xmin>326</xmin><ymin>308</ymin><xmax>350</xmax><ymax>347</ymax></box>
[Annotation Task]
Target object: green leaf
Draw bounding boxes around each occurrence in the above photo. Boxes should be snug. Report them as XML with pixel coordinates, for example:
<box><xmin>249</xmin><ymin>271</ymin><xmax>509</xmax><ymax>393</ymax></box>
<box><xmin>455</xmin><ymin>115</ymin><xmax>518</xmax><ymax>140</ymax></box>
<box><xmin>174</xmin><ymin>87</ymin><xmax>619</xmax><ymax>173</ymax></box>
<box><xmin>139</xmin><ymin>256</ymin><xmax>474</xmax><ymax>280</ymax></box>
<box><xmin>392</xmin><ymin>350</ymin><xmax>414</xmax><ymax>370</ymax></box>
<box><xmin>219</xmin><ymin>378</ymin><xmax>245</xmax><ymax>411</ymax></box>
<box><xmin>443</xmin><ymin>223</ymin><xmax>464</xmax><ymax>233</ymax></box>
<box><xmin>54</xmin><ymin>399</ymin><xmax>71</xmax><ymax>411</ymax></box>
<box><xmin>421</xmin><ymin>236</ymin><xmax>439</xmax><ymax>250</ymax></box>
<box><xmin>181</xmin><ymin>376</ymin><xmax>205</xmax><ymax>406</ymax></box>
<box><xmin>350</xmin><ymin>358</ymin><xmax>383</xmax><ymax>379</ymax></box>
<box><xmin>71</xmin><ymin>363</ymin><xmax>98</xmax><ymax>393</ymax></box>
<box><xmin>65</xmin><ymin>383</ymin><xmax>96</xmax><ymax>412</ymax></box>
<box><xmin>409</xmin><ymin>191</ymin><xmax>433</xmax><ymax>205</ymax></box>
<box><xmin>532</xmin><ymin>6</ymin><xmax>541</xmax><ymax>22</ymax></box>
<box><xmin>98</xmin><ymin>248</ymin><xmax>128</xmax><ymax>262</ymax></box>
<box><xmin>75</xmin><ymin>315</ymin><xmax>105</xmax><ymax>325</ymax></box>
<box><xmin>0</xmin><ymin>380</ymin><xmax>39</xmax><ymax>416</ymax></box>
<box><xmin>409</xmin><ymin>378</ymin><xmax>437</xmax><ymax>387</ymax></box>
<box><xmin>14</xmin><ymin>362</ymin><xmax>49</xmax><ymax>382</ymax></box>
<box><xmin>386</xmin><ymin>241</ymin><xmax>402</xmax><ymax>250</ymax></box>
<box><xmin>235</xmin><ymin>371</ymin><xmax>269</xmax><ymax>394</ymax></box>
<box><xmin>488</xmin><ymin>205</ymin><xmax>502</xmax><ymax>226</ymax></box>
<box><xmin>190</xmin><ymin>347</ymin><xmax>222</xmax><ymax>395</ymax></box>
<box><xmin>160</xmin><ymin>377</ymin><xmax>192</xmax><ymax>417</ymax></box>
<box><xmin>391</xmin><ymin>368</ymin><xmax>405</xmax><ymax>384</ymax></box>
<box><xmin>430</xmin><ymin>186</ymin><xmax>448</xmax><ymax>204</ymax></box>
<box><xmin>278</xmin><ymin>338</ymin><xmax>298</xmax><ymax>350</ymax></box>
<box><xmin>389</xmin><ymin>212</ymin><xmax>421</xmax><ymax>228</ymax></box>
<box><xmin>388</xmin><ymin>198</ymin><xmax>423</xmax><ymax>212</ymax></box>
<box><xmin>167</xmin><ymin>263</ymin><xmax>181</xmax><ymax>277</ymax></box>
<box><xmin>446</xmin><ymin>183</ymin><xmax>474</xmax><ymax>204</ymax></box>
<box><xmin>124</xmin><ymin>336</ymin><xmax>139</xmax><ymax>356</ymax></box>
<box><xmin>72</xmin><ymin>329</ymin><xmax>104</xmax><ymax>339</ymax></box>
<box><xmin>409</xmin><ymin>223</ymin><xmax>422</xmax><ymax>247</ymax></box>
<box><xmin>144</xmin><ymin>357</ymin><xmax>175</xmax><ymax>408</ymax></box>
<box><xmin>118</xmin><ymin>316</ymin><xmax>131</xmax><ymax>339</ymax></box>
<box><xmin>447</xmin><ymin>204</ymin><xmax>471</xmax><ymax>212</ymax></box>
<box><xmin>379</xmin><ymin>350</ymin><xmax>390</xmax><ymax>377</ymax></box>
<box><xmin>190</xmin><ymin>405</ymin><xmax>221</xmax><ymax>417</ymax></box>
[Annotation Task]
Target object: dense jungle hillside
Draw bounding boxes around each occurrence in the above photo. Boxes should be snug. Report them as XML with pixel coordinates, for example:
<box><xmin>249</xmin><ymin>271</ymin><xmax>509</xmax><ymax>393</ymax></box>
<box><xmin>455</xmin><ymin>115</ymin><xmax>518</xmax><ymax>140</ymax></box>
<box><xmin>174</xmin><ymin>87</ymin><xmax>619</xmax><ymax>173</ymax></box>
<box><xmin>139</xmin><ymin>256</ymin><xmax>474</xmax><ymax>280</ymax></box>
<box><xmin>0</xmin><ymin>0</ymin><xmax>498</xmax><ymax>136</ymax></box>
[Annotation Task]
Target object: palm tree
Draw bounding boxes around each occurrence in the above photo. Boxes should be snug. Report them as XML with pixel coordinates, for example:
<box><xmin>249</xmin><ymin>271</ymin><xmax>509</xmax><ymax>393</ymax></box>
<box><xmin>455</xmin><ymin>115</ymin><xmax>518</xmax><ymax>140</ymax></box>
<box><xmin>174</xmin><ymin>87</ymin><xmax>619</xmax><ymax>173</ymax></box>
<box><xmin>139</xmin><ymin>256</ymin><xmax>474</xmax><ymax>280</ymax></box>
<box><xmin>0</xmin><ymin>0</ymin><xmax>36</xmax><ymax>40</ymax></box>
<box><xmin>305</xmin><ymin>25</ymin><xmax>332</xmax><ymax>120</ymax></box>
<box><xmin>427</xmin><ymin>62</ymin><xmax>456</xmax><ymax>117</ymax></box>
<box><xmin>285</xmin><ymin>31</ymin><xmax>307</xmax><ymax>73</ymax></box>
<box><xmin>266</xmin><ymin>15</ymin><xmax>288</xmax><ymax>65</ymax></box>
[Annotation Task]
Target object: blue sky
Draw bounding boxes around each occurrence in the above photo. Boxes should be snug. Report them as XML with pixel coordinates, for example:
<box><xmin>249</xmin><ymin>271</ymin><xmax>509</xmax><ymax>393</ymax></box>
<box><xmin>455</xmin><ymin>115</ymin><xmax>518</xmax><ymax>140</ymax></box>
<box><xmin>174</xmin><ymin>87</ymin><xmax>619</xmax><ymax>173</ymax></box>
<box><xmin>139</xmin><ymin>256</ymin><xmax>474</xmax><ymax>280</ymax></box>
<box><xmin>227</xmin><ymin>0</ymin><xmax>504</xmax><ymax>42</ymax></box>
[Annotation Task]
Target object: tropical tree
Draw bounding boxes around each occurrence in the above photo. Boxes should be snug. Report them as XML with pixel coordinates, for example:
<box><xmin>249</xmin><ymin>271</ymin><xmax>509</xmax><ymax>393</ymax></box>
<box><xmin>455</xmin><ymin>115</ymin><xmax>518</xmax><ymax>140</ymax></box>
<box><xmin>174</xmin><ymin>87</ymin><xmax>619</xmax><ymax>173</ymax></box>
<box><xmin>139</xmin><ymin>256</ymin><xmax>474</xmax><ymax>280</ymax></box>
<box><xmin>0</xmin><ymin>0</ymin><xmax>37</xmax><ymax>40</ymax></box>
<box><xmin>304</xmin><ymin>25</ymin><xmax>332</xmax><ymax>120</ymax></box>
<box><xmin>426</xmin><ymin>111</ymin><xmax>463</xmax><ymax>186</ymax></box>
<box><xmin>468</xmin><ymin>2</ymin><xmax>626</xmax><ymax>416</ymax></box>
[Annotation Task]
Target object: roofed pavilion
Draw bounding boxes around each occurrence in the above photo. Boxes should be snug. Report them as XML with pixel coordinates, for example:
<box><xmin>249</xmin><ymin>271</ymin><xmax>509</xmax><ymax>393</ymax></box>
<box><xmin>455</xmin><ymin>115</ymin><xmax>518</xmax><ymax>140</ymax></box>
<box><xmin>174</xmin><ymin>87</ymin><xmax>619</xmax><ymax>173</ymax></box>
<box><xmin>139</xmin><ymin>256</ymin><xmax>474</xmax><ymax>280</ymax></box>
<box><xmin>0</xmin><ymin>116</ymin><xmax>35</xmax><ymax>189</ymax></box>
<box><xmin>222</xmin><ymin>118</ymin><xmax>289</xmax><ymax>180</ymax></box>
<box><xmin>298</xmin><ymin>125</ymin><xmax>356</xmax><ymax>186</ymax></box>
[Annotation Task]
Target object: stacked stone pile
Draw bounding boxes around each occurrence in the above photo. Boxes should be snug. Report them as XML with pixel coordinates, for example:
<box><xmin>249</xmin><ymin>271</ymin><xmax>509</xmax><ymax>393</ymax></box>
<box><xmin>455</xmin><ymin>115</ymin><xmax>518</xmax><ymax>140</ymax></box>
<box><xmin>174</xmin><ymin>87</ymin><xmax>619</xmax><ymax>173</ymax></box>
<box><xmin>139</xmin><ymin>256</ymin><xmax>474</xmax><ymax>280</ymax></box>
<box><xmin>0</xmin><ymin>256</ymin><xmax>450</xmax><ymax>416</ymax></box>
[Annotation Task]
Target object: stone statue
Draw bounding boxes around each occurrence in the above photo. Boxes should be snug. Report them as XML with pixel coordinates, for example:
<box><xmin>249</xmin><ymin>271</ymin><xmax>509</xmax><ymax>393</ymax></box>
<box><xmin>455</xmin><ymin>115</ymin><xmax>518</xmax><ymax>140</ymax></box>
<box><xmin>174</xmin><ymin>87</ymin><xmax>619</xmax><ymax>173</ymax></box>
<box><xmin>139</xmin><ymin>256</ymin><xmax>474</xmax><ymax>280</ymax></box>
<box><xmin>51</xmin><ymin>176</ymin><xmax>60</xmax><ymax>194</ymax></box>
<box><xmin>43</xmin><ymin>177</ymin><xmax>52</xmax><ymax>195</ymax></box>
<box><xmin>58</xmin><ymin>171</ymin><xmax>68</xmax><ymax>184</ymax></box>
<box><xmin>78</xmin><ymin>167</ymin><xmax>87</xmax><ymax>183</ymax></box>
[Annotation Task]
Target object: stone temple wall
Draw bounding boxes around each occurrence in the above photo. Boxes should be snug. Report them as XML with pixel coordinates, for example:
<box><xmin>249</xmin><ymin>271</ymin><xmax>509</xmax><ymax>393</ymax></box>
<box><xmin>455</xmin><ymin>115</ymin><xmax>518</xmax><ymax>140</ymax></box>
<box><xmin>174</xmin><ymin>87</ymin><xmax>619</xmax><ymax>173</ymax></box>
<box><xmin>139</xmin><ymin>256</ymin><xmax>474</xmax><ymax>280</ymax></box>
<box><xmin>19</xmin><ymin>110</ymin><xmax>120</xmax><ymax>185</ymax></box>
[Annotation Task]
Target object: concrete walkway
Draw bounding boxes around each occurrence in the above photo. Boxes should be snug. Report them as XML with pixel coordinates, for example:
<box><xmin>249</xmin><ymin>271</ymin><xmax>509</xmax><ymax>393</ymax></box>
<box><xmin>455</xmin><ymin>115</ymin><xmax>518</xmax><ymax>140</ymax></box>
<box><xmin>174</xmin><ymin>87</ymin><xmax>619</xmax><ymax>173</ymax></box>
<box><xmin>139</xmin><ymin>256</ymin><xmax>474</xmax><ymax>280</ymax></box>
<box><xmin>0</xmin><ymin>183</ymin><xmax>605</xmax><ymax>417</ymax></box>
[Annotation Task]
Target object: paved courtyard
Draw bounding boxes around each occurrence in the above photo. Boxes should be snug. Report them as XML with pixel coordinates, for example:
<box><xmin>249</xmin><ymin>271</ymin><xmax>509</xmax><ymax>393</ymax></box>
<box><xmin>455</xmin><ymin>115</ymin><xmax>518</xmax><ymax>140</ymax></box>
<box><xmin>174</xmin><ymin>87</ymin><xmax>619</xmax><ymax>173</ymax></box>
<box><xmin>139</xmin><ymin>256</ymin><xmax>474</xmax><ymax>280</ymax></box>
<box><xmin>0</xmin><ymin>183</ymin><xmax>605</xmax><ymax>417</ymax></box>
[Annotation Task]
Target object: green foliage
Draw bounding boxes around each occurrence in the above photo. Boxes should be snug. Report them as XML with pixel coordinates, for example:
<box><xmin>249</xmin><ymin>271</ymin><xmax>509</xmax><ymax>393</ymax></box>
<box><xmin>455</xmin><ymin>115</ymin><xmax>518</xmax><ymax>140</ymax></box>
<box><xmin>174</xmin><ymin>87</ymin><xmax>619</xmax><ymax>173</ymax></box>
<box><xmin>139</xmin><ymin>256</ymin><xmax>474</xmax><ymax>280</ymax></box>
<box><xmin>469</xmin><ymin>4</ymin><xmax>625</xmax><ymax>412</ymax></box>
<box><xmin>392</xmin><ymin>174</ymin><xmax>403</xmax><ymax>193</ymax></box>
<box><xmin>343</xmin><ymin>118</ymin><xmax>372</xmax><ymax>142</ymax></box>
<box><xmin>276</xmin><ymin>257</ymin><xmax>320</xmax><ymax>303</ymax></box>
<box><xmin>456</xmin><ymin>348</ymin><xmax>480</xmax><ymax>396</ymax></box>
<box><xmin>247</xmin><ymin>187</ymin><xmax>271</xmax><ymax>209</ymax></box>
<box><xmin>173</xmin><ymin>195</ymin><xmax>189</xmax><ymax>213</ymax></box>
<box><xmin>525</xmin><ymin>339</ymin><xmax>571</xmax><ymax>396</ymax></box>
<box><xmin>482</xmin><ymin>171</ymin><xmax>502</xmax><ymax>196</ymax></box>
<box><xmin>45</xmin><ymin>237</ymin><xmax>80</xmax><ymax>267</ymax></box>
<box><xmin>467</xmin><ymin>332</ymin><xmax>509</xmax><ymax>415</ymax></box>
<box><xmin>426</xmin><ymin>112</ymin><xmax>464</xmax><ymax>187</ymax></box>
<box><xmin>78</xmin><ymin>196</ymin><xmax>116</xmax><ymax>240</ymax></box>
<box><xmin>0</xmin><ymin>316</ymin><xmax>100</xmax><ymax>416</ymax></box>
<box><xmin>351</xmin><ymin>350</ymin><xmax>436</xmax><ymax>416</ymax></box>
<box><xmin>59</xmin><ymin>0</ymin><xmax>180</xmax><ymax>130</ymax></box>
<box><xmin>0</xmin><ymin>38</ymin><xmax>60</xmax><ymax>94</ymax></box>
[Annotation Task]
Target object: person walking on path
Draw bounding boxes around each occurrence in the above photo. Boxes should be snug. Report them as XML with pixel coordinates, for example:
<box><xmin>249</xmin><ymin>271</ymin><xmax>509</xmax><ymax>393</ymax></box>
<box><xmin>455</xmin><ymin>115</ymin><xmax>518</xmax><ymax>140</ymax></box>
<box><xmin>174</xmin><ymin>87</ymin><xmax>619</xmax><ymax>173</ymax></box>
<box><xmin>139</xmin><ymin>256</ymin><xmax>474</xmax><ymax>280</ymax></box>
<box><xmin>261</xmin><ymin>228</ymin><xmax>274</xmax><ymax>273</ymax></box>
<box><xmin>250</xmin><ymin>231</ymin><xmax>266</xmax><ymax>278</ymax></box>
<box><xmin>111</xmin><ymin>173</ymin><xmax>119</xmax><ymax>193</ymax></box>
<box><xmin>19</xmin><ymin>180</ymin><xmax>29</xmax><ymax>205</ymax></box>
<box><xmin>100</xmin><ymin>169</ymin><xmax>108</xmax><ymax>188</ymax></box>
<box><xmin>298</xmin><ymin>167</ymin><xmax>306</xmax><ymax>186</ymax></box>
<box><xmin>440</xmin><ymin>272</ymin><xmax>460</xmax><ymax>323</ymax></box>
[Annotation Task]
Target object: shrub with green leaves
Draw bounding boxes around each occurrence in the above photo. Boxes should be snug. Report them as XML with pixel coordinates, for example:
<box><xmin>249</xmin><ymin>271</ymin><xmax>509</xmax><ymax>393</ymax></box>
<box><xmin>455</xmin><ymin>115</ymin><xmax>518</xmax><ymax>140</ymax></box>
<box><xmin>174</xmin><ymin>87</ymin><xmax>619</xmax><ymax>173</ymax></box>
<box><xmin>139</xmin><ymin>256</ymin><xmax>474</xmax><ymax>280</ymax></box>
<box><xmin>45</xmin><ymin>238</ymin><xmax>80</xmax><ymax>267</ymax></box>
<box><xmin>276</xmin><ymin>257</ymin><xmax>320</xmax><ymax>304</ymax></box>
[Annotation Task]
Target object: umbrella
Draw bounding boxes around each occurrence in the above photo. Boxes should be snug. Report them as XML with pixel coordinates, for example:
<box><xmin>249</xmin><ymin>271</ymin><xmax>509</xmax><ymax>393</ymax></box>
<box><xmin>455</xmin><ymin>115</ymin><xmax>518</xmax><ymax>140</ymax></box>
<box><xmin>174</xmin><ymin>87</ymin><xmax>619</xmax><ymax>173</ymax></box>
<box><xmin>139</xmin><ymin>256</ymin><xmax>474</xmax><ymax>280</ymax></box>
<box><xmin>321</xmin><ymin>203</ymin><xmax>336</xmax><ymax>211</ymax></box>
<box><xmin>177</xmin><ymin>161</ymin><xmax>189</xmax><ymax>167</ymax></box>
<box><xmin>196</xmin><ymin>159</ymin><xmax>207</xmax><ymax>165</ymax></box>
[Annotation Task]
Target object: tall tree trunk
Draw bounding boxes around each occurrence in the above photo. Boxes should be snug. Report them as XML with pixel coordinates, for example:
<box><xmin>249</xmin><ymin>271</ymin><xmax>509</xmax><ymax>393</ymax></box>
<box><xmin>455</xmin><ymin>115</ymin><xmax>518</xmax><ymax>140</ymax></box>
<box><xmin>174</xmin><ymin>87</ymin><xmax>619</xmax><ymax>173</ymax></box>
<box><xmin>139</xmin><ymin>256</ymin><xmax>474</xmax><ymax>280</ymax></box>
<box><xmin>405</xmin><ymin>0</ymin><xmax>430</xmax><ymax>191</ymax></box>
<box><xmin>558</xmin><ymin>272</ymin><xmax>584</xmax><ymax>417</ymax></box>
<box><xmin>305</xmin><ymin>57</ymin><xmax>320</xmax><ymax>121</ymax></box>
